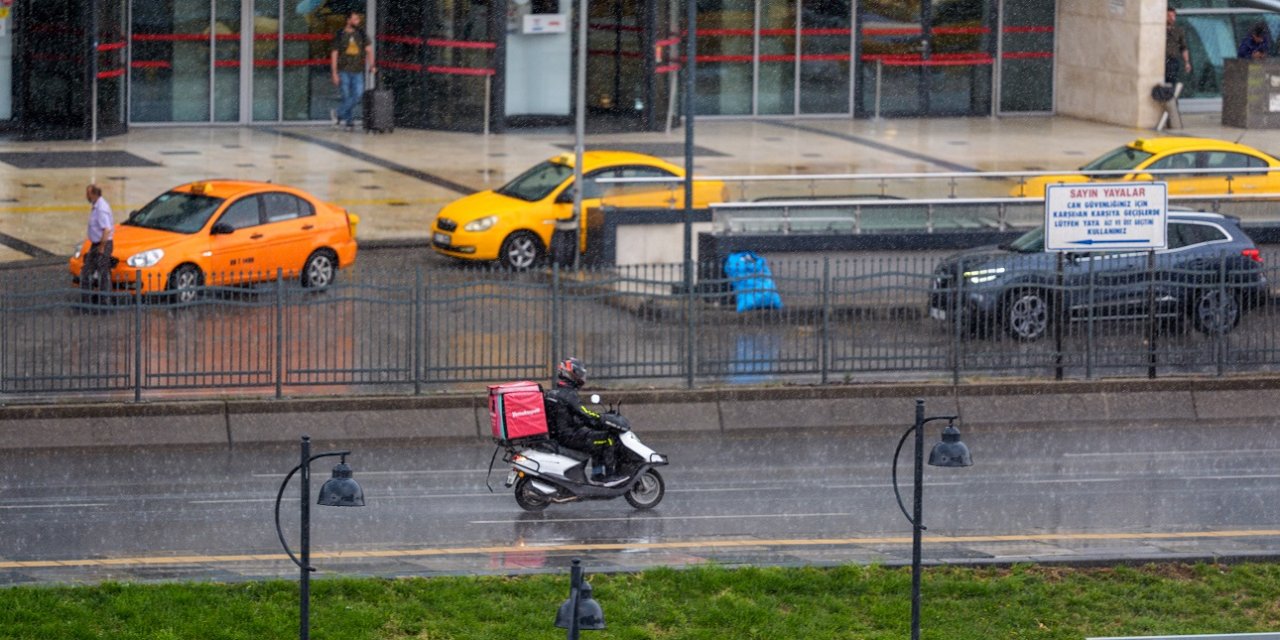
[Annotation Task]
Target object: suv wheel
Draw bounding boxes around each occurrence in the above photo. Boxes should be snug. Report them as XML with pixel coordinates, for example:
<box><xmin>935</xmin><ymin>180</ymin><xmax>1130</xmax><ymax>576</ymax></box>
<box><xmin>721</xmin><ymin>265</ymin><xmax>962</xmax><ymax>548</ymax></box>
<box><xmin>1191</xmin><ymin>289</ymin><xmax>1241</xmax><ymax>335</ymax></box>
<box><xmin>1005</xmin><ymin>288</ymin><xmax>1051</xmax><ymax>341</ymax></box>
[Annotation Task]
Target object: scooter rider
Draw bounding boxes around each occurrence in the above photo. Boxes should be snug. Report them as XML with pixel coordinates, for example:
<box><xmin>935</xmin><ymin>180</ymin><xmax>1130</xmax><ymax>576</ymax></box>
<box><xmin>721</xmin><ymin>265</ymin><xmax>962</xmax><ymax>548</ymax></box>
<box><xmin>544</xmin><ymin>357</ymin><xmax>618</xmax><ymax>481</ymax></box>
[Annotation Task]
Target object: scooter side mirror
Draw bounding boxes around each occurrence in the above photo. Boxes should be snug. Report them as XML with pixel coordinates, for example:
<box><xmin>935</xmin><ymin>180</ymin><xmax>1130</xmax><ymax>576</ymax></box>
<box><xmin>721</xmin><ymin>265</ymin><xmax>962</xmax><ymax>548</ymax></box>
<box><xmin>590</xmin><ymin>394</ymin><xmax>601</xmax><ymax>404</ymax></box>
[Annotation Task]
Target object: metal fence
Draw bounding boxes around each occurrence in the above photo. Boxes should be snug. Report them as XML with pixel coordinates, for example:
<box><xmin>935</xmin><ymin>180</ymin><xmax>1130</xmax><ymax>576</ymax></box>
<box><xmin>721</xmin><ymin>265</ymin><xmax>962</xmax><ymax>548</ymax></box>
<box><xmin>4</xmin><ymin>252</ymin><xmax>1280</xmax><ymax>402</ymax></box>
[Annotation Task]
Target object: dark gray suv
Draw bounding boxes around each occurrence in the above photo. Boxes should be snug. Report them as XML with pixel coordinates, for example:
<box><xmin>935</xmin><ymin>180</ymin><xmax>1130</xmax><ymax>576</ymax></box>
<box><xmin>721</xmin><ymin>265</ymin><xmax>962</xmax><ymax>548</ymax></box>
<box><xmin>928</xmin><ymin>211</ymin><xmax>1269</xmax><ymax>340</ymax></box>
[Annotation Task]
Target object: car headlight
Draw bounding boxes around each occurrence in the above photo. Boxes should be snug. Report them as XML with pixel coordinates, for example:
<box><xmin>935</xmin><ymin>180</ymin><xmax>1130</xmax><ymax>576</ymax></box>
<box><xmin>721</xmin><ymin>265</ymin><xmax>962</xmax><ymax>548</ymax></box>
<box><xmin>464</xmin><ymin>215</ymin><xmax>498</xmax><ymax>232</ymax></box>
<box><xmin>126</xmin><ymin>248</ymin><xmax>165</xmax><ymax>268</ymax></box>
<box><xmin>963</xmin><ymin>267</ymin><xmax>1005</xmax><ymax>284</ymax></box>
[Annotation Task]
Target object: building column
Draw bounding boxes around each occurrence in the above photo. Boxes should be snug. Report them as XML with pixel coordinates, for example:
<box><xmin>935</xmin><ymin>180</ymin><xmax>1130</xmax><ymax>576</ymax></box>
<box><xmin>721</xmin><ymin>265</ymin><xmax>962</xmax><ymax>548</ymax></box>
<box><xmin>1055</xmin><ymin>0</ymin><xmax>1164</xmax><ymax>128</ymax></box>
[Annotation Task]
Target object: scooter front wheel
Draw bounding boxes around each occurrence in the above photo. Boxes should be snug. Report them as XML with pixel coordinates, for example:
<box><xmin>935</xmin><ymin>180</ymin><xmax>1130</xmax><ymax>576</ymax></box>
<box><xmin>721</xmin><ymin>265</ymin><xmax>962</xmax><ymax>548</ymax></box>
<box><xmin>514</xmin><ymin>476</ymin><xmax>550</xmax><ymax>512</ymax></box>
<box><xmin>625</xmin><ymin>469</ymin><xmax>665</xmax><ymax>510</ymax></box>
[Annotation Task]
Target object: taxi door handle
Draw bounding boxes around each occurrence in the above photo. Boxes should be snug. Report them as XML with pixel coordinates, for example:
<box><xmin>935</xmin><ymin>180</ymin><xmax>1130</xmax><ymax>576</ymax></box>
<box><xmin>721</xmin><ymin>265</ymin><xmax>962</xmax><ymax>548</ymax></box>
<box><xmin>301</xmin><ymin>224</ymin><xmax>315</xmax><ymax>230</ymax></box>
<box><xmin>250</xmin><ymin>233</ymin><xmax>264</xmax><ymax>239</ymax></box>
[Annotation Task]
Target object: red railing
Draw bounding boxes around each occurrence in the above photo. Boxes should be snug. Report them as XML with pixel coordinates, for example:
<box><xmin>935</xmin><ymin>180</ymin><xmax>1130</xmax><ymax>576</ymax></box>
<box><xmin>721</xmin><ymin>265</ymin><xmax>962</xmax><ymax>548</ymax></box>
<box><xmin>377</xmin><ymin>35</ymin><xmax>497</xmax><ymax>77</ymax></box>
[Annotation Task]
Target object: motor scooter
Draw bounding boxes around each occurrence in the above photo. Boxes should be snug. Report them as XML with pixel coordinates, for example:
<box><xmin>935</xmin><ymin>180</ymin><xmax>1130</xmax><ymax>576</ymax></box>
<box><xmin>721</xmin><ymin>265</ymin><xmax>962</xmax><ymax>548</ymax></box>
<box><xmin>498</xmin><ymin>395</ymin><xmax>668</xmax><ymax>511</ymax></box>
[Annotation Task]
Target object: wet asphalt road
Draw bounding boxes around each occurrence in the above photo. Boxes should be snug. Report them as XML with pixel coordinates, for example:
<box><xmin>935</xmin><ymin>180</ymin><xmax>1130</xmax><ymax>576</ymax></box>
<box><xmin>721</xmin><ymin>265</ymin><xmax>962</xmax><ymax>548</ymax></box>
<box><xmin>2</xmin><ymin>417</ymin><xmax>1278</xmax><ymax>584</ymax></box>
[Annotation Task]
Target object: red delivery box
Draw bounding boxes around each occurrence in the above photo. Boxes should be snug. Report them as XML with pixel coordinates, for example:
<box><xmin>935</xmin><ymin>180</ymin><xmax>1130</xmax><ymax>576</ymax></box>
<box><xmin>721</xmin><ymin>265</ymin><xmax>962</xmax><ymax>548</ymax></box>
<box><xmin>489</xmin><ymin>381</ymin><xmax>549</xmax><ymax>444</ymax></box>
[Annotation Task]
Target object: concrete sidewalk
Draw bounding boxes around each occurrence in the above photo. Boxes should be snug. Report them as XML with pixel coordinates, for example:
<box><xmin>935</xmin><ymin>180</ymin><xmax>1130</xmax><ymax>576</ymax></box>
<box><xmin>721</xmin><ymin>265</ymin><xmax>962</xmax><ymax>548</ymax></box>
<box><xmin>2</xmin><ymin>112</ymin><xmax>1274</xmax><ymax>266</ymax></box>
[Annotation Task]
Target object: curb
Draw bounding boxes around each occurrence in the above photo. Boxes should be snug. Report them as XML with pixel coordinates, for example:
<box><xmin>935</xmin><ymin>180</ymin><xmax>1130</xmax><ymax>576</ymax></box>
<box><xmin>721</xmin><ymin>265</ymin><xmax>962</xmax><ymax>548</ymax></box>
<box><xmin>3</xmin><ymin>376</ymin><xmax>1279</xmax><ymax>450</ymax></box>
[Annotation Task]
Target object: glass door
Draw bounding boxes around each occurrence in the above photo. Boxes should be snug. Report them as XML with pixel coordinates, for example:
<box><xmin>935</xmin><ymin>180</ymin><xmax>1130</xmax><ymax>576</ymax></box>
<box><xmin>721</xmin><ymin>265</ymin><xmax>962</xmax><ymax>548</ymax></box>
<box><xmin>857</xmin><ymin>0</ymin><xmax>993</xmax><ymax>117</ymax></box>
<box><xmin>213</xmin><ymin>0</ymin><xmax>241</xmax><ymax>121</ymax></box>
<box><xmin>798</xmin><ymin>0</ymin><xmax>852</xmax><ymax>114</ymax></box>
<box><xmin>131</xmin><ymin>0</ymin><xmax>213</xmax><ymax>122</ymax></box>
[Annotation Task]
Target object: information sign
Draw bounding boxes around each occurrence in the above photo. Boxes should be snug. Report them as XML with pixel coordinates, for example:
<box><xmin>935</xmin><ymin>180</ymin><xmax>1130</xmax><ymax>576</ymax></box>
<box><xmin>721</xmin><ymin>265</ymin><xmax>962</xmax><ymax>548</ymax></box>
<box><xmin>1044</xmin><ymin>182</ymin><xmax>1168</xmax><ymax>252</ymax></box>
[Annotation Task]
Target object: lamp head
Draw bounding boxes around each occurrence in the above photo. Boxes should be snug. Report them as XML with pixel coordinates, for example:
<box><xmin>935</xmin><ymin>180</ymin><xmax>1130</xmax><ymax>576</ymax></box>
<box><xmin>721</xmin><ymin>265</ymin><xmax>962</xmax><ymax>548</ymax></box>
<box><xmin>928</xmin><ymin>421</ymin><xmax>972</xmax><ymax>468</ymax></box>
<box><xmin>317</xmin><ymin>457</ymin><xmax>365</xmax><ymax>507</ymax></box>
<box><xmin>556</xmin><ymin>580</ymin><xmax>606</xmax><ymax>631</ymax></box>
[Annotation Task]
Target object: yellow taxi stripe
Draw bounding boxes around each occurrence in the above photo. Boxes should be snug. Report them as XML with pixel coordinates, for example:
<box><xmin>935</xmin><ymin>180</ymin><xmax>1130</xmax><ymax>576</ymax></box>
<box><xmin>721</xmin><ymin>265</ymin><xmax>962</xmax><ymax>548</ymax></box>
<box><xmin>1</xmin><ymin>529</ymin><xmax>1275</xmax><ymax>570</ymax></box>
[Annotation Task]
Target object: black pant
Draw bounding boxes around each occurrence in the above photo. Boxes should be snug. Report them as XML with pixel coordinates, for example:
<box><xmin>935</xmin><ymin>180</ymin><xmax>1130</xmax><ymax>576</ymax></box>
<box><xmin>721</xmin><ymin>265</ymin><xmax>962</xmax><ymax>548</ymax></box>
<box><xmin>80</xmin><ymin>240</ymin><xmax>113</xmax><ymax>304</ymax></box>
<box><xmin>1165</xmin><ymin>57</ymin><xmax>1182</xmax><ymax>84</ymax></box>
<box><xmin>566</xmin><ymin>427</ymin><xmax>616</xmax><ymax>471</ymax></box>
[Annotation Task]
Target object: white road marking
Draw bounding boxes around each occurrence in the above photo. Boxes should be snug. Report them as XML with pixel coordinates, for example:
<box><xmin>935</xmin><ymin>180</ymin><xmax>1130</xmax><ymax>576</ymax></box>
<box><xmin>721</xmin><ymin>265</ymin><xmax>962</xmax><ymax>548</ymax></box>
<box><xmin>1064</xmin><ymin>449</ymin><xmax>1280</xmax><ymax>458</ymax></box>
<box><xmin>0</xmin><ymin>503</ymin><xmax>109</xmax><ymax>510</ymax></box>
<box><xmin>470</xmin><ymin>512</ymin><xmax>856</xmax><ymax>525</ymax></box>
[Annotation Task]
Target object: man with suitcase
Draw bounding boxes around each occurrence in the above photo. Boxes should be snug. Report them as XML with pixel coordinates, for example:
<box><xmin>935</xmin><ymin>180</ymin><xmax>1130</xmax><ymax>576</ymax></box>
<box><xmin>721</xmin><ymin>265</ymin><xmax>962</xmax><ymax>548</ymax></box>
<box><xmin>329</xmin><ymin>11</ymin><xmax>374</xmax><ymax>129</ymax></box>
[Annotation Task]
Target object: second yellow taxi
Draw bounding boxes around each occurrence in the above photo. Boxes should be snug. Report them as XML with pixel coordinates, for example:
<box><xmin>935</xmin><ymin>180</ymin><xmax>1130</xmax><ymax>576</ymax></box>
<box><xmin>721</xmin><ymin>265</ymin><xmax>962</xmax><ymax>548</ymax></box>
<box><xmin>1012</xmin><ymin>137</ymin><xmax>1280</xmax><ymax>198</ymax></box>
<box><xmin>431</xmin><ymin>151</ymin><xmax>726</xmax><ymax>269</ymax></box>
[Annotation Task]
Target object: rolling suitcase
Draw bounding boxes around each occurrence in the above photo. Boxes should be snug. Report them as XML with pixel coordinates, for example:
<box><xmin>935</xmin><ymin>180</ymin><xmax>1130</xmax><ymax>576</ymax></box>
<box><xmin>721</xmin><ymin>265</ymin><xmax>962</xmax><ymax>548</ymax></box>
<box><xmin>363</xmin><ymin>73</ymin><xmax>394</xmax><ymax>134</ymax></box>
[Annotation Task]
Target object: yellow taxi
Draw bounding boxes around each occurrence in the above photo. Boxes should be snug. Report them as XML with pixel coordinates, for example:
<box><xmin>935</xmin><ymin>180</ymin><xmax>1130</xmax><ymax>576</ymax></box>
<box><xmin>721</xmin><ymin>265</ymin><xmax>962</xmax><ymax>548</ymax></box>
<box><xmin>1012</xmin><ymin>137</ymin><xmax>1280</xmax><ymax>198</ymax></box>
<box><xmin>70</xmin><ymin>180</ymin><xmax>359</xmax><ymax>301</ymax></box>
<box><xmin>431</xmin><ymin>151</ymin><xmax>726</xmax><ymax>269</ymax></box>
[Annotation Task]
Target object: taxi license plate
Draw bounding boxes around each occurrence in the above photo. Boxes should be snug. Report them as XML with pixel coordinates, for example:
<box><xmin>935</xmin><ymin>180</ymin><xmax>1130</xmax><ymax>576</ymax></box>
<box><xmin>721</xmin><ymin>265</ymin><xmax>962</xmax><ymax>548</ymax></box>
<box><xmin>434</xmin><ymin>232</ymin><xmax>451</xmax><ymax>245</ymax></box>
<box><xmin>505</xmin><ymin>470</ymin><xmax>517</xmax><ymax>486</ymax></box>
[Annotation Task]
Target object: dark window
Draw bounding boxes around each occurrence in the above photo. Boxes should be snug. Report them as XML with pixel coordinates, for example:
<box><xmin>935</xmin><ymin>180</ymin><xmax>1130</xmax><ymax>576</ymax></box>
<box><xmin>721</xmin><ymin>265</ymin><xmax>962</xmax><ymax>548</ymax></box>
<box><xmin>218</xmin><ymin>197</ymin><xmax>262</xmax><ymax>230</ymax></box>
<box><xmin>1172</xmin><ymin>222</ymin><xmax>1223</xmax><ymax>247</ymax></box>
<box><xmin>1148</xmin><ymin>152</ymin><xmax>1196</xmax><ymax>177</ymax></box>
<box><xmin>261</xmin><ymin>193</ymin><xmax>314</xmax><ymax>223</ymax></box>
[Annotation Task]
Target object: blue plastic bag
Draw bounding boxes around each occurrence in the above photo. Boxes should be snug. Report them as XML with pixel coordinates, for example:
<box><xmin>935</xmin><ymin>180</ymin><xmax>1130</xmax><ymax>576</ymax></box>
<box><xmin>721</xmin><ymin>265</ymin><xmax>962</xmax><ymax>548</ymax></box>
<box><xmin>724</xmin><ymin>251</ymin><xmax>783</xmax><ymax>312</ymax></box>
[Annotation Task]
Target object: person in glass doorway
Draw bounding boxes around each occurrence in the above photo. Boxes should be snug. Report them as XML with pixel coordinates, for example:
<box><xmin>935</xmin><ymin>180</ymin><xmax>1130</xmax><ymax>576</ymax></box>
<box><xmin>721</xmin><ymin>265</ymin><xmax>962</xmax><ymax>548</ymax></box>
<box><xmin>543</xmin><ymin>357</ymin><xmax>619</xmax><ymax>483</ymax></box>
<box><xmin>1238</xmin><ymin>22</ymin><xmax>1273</xmax><ymax>60</ymax></box>
<box><xmin>329</xmin><ymin>11</ymin><xmax>374</xmax><ymax>129</ymax></box>
<box><xmin>81</xmin><ymin>183</ymin><xmax>115</xmax><ymax>305</ymax></box>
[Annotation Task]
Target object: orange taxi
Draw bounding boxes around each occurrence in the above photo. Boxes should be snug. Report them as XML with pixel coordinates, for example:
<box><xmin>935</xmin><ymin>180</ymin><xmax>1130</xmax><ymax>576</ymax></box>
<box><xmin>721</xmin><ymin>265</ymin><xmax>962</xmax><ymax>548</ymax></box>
<box><xmin>70</xmin><ymin>180</ymin><xmax>359</xmax><ymax>301</ymax></box>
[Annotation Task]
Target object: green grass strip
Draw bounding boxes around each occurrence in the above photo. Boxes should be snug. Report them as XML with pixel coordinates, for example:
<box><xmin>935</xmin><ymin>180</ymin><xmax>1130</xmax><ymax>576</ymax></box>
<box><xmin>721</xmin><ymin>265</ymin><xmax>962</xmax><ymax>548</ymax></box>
<box><xmin>2</xmin><ymin>563</ymin><xmax>1280</xmax><ymax>639</ymax></box>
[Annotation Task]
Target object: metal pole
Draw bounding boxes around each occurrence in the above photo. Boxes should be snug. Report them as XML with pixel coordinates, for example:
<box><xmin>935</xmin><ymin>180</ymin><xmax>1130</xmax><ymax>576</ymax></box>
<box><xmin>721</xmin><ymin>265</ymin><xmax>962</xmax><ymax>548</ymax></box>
<box><xmin>413</xmin><ymin>267</ymin><xmax>423</xmax><ymax>395</ymax></box>
<box><xmin>571</xmin><ymin>0</ymin><xmax>587</xmax><ymax>271</ymax></box>
<box><xmin>299</xmin><ymin>435</ymin><xmax>312</xmax><ymax>640</ymax></box>
<box><xmin>567</xmin><ymin>558</ymin><xmax>583</xmax><ymax>640</ymax></box>
<box><xmin>1146</xmin><ymin>250</ymin><xmax>1157</xmax><ymax>379</ymax></box>
<box><xmin>874</xmin><ymin>59</ymin><xmax>882</xmax><ymax>120</ymax></box>
<box><xmin>910</xmin><ymin>399</ymin><xmax>924</xmax><ymax>640</ymax></box>
<box><xmin>276</xmin><ymin>268</ymin><xmax>284</xmax><ymax>399</ymax></box>
<box><xmin>484</xmin><ymin>74</ymin><xmax>492</xmax><ymax>137</ymax></box>
<box><xmin>134</xmin><ymin>270</ymin><xmax>142</xmax><ymax>402</ymax></box>
<box><xmin>683</xmin><ymin>0</ymin><xmax>696</xmax><ymax>389</ymax></box>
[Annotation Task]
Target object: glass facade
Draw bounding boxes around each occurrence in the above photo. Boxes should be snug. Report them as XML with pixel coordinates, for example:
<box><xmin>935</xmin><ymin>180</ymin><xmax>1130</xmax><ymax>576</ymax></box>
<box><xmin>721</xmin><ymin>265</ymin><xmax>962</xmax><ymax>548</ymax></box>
<box><xmin>130</xmin><ymin>0</ymin><xmax>361</xmax><ymax>123</ymax></box>
<box><xmin>1170</xmin><ymin>1</ymin><xmax>1280</xmax><ymax>103</ymax></box>
<box><xmin>9</xmin><ymin>0</ymin><xmax>1053</xmax><ymax>136</ymax></box>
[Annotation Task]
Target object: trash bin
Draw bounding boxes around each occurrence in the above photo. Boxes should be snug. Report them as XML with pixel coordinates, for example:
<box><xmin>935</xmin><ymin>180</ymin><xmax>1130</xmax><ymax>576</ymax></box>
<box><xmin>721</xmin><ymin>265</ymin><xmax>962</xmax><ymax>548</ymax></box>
<box><xmin>724</xmin><ymin>251</ymin><xmax>783</xmax><ymax>312</ymax></box>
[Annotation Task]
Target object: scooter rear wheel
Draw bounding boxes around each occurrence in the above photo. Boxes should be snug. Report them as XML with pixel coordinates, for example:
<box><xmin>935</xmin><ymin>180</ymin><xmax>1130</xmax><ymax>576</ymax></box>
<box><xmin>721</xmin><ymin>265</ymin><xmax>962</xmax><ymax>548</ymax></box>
<box><xmin>514</xmin><ymin>476</ymin><xmax>550</xmax><ymax>512</ymax></box>
<box><xmin>625</xmin><ymin>469</ymin><xmax>665</xmax><ymax>510</ymax></box>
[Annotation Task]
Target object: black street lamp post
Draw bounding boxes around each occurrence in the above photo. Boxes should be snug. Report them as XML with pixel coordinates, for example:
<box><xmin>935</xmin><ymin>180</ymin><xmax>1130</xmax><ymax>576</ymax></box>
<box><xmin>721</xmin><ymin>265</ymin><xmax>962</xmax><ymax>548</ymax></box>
<box><xmin>274</xmin><ymin>435</ymin><xmax>366</xmax><ymax>640</ymax></box>
<box><xmin>555</xmin><ymin>558</ymin><xmax>606</xmax><ymax>640</ymax></box>
<box><xmin>892</xmin><ymin>399</ymin><xmax>972</xmax><ymax>640</ymax></box>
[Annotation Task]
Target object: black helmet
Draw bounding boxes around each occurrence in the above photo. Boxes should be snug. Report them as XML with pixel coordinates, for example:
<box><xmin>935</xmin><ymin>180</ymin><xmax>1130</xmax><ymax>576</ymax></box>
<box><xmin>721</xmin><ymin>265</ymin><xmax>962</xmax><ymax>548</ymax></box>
<box><xmin>557</xmin><ymin>357</ymin><xmax>586</xmax><ymax>387</ymax></box>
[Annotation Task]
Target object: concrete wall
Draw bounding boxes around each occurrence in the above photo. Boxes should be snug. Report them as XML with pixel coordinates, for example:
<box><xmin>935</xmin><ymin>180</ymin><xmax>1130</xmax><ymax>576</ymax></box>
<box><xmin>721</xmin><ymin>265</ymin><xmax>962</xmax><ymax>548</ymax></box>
<box><xmin>1056</xmin><ymin>0</ymin><xmax>1166</xmax><ymax>128</ymax></box>
<box><xmin>614</xmin><ymin>222</ymin><xmax>713</xmax><ymax>266</ymax></box>
<box><xmin>4</xmin><ymin>377</ymin><xmax>1280</xmax><ymax>450</ymax></box>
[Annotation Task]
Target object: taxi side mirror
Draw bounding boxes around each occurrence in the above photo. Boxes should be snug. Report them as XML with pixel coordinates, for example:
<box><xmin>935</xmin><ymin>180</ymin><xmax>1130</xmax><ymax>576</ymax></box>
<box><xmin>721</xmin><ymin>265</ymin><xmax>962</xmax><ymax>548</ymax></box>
<box><xmin>555</xmin><ymin>188</ymin><xmax>575</xmax><ymax>204</ymax></box>
<box><xmin>211</xmin><ymin>222</ymin><xmax>235</xmax><ymax>235</ymax></box>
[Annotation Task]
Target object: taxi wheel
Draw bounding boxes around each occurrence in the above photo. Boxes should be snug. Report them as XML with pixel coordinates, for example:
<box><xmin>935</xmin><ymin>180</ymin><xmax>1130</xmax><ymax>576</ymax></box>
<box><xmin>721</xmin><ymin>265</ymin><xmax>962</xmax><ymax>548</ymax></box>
<box><xmin>500</xmin><ymin>232</ymin><xmax>542</xmax><ymax>271</ymax></box>
<box><xmin>301</xmin><ymin>250</ymin><xmax>337</xmax><ymax>289</ymax></box>
<box><xmin>166</xmin><ymin>264</ymin><xmax>203</xmax><ymax>304</ymax></box>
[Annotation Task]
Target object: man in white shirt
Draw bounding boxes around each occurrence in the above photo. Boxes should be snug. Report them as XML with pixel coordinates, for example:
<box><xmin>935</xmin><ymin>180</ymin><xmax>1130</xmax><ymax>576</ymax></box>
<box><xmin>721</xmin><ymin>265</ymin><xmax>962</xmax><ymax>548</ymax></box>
<box><xmin>82</xmin><ymin>183</ymin><xmax>114</xmax><ymax>302</ymax></box>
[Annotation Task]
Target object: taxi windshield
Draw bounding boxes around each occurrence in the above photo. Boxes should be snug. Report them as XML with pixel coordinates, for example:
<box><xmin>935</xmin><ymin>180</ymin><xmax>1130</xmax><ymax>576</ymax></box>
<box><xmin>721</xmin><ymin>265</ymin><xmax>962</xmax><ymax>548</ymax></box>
<box><xmin>495</xmin><ymin>160</ymin><xmax>574</xmax><ymax>202</ymax></box>
<box><xmin>1079</xmin><ymin>145</ymin><xmax>1155</xmax><ymax>177</ymax></box>
<box><xmin>124</xmin><ymin>191</ymin><xmax>226</xmax><ymax>234</ymax></box>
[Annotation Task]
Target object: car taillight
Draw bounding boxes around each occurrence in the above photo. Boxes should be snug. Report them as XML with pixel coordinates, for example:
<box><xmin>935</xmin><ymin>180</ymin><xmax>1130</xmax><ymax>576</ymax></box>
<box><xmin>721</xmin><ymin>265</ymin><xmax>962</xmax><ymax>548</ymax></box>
<box><xmin>1243</xmin><ymin>248</ymin><xmax>1263</xmax><ymax>264</ymax></box>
